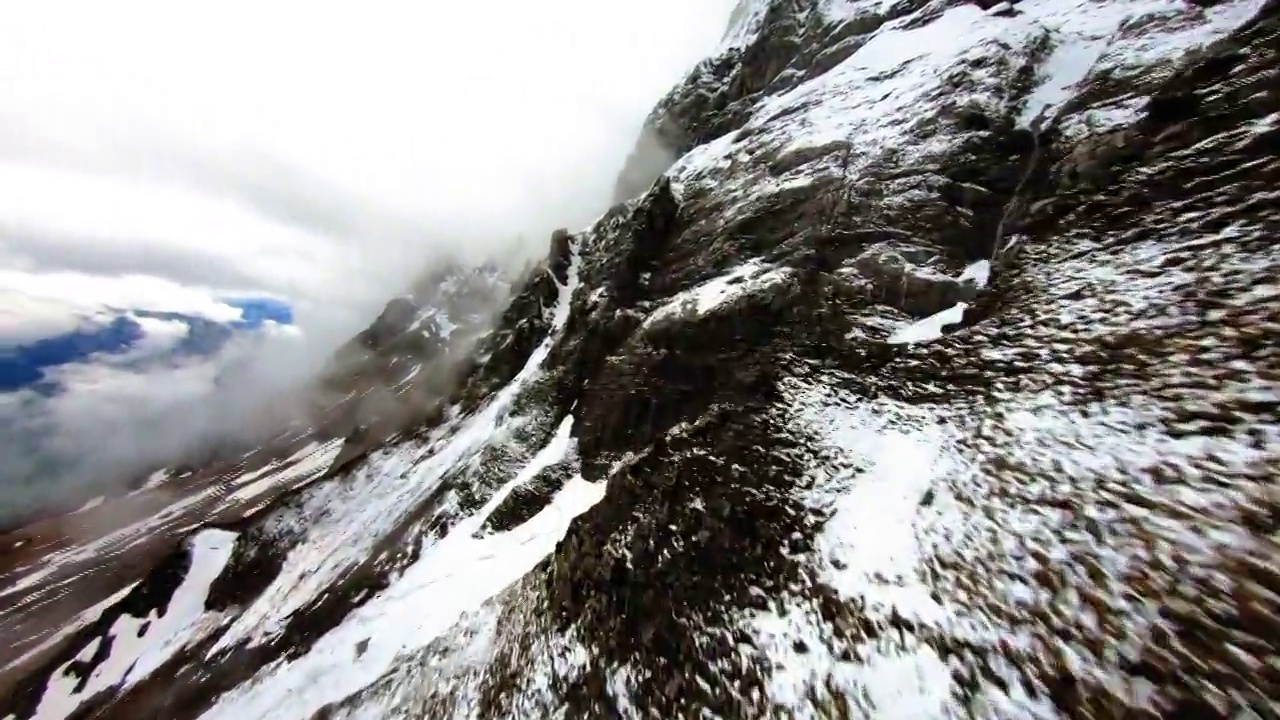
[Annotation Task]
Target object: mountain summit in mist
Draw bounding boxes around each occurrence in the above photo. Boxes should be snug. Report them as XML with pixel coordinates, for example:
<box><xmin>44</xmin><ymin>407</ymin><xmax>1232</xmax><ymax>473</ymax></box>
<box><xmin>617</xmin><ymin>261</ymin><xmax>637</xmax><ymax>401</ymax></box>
<box><xmin>3</xmin><ymin>0</ymin><xmax>1280</xmax><ymax>717</ymax></box>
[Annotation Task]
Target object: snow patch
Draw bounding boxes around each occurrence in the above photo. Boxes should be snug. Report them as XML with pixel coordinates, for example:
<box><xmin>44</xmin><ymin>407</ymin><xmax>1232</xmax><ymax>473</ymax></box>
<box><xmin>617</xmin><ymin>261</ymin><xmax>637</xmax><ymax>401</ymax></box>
<box><xmin>220</xmin><ymin>440</ymin><xmax>342</xmax><ymax>508</ymax></box>
<box><xmin>0</xmin><ymin>582</ymin><xmax>140</xmax><ymax>676</ymax></box>
<box><xmin>32</xmin><ymin>529</ymin><xmax>237</xmax><ymax>720</ymax></box>
<box><xmin>1020</xmin><ymin>34</ymin><xmax>1113</xmax><ymax>126</ymax></box>
<box><xmin>1017</xmin><ymin>0</ymin><xmax>1267</xmax><ymax>126</ymax></box>
<box><xmin>417</xmin><ymin>308</ymin><xmax>457</xmax><ymax>339</ymax></box>
<box><xmin>141</xmin><ymin>470</ymin><xmax>167</xmax><ymax>489</ymax></box>
<box><xmin>200</xmin><ymin>418</ymin><xmax>606</xmax><ymax>720</ymax></box>
<box><xmin>959</xmin><ymin>259</ymin><xmax>991</xmax><ymax>288</ymax></box>
<box><xmin>74</xmin><ymin>496</ymin><xmax>104</xmax><ymax>512</ymax></box>
<box><xmin>750</xmin><ymin>381</ymin><xmax>965</xmax><ymax>717</ymax></box>
<box><xmin>792</xmin><ymin>385</ymin><xmax>960</xmax><ymax>623</ymax></box>
<box><xmin>887</xmin><ymin>302</ymin><xmax>968</xmax><ymax>344</ymax></box>
<box><xmin>644</xmin><ymin>262</ymin><xmax>790</xmax><ymax>327</ymax></box>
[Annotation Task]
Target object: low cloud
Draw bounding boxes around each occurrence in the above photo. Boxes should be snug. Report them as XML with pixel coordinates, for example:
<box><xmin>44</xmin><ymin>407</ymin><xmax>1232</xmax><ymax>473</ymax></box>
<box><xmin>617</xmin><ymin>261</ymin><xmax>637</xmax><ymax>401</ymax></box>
<box><xmin>0</xmin><ymin>0</ymin><xmax>737</xmax><ymax>524</ymax></box>
<box><xmin>1</xmin><ymin>325</ymin><xmax>310</xmax><ymax>525</ymax></box>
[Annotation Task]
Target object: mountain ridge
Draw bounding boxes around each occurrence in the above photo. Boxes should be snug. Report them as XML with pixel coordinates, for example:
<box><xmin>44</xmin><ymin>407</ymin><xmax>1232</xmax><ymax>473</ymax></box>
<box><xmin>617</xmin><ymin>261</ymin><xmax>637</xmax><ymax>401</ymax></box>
<box><xmin>2</xmin><ymin>0</ymin><xmax>1278</xmax><ymax>717</ymax></box>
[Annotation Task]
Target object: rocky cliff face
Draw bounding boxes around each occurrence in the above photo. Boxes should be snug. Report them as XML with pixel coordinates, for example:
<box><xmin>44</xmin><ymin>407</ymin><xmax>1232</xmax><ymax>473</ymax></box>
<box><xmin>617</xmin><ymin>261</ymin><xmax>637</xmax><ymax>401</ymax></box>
<box><xmin>2</xmin><ymin>0</ymin><xmax>1278</xmax><ymax>718</ymax></box>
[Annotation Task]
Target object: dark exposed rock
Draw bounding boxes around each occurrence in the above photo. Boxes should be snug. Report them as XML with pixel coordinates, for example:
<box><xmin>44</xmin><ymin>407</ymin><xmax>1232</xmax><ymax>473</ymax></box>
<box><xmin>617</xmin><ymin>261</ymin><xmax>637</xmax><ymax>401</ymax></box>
<box><xmin>204</xmin><ymin>525</ymin><xmax>283</xmax><ymax>614</ymax></box>
<box><xmin>357</xmin><ymin>296</ymin><xmax>420</xmax><ymax>352</ymax></box>
<box><xmin>452</xmin><ymin>233</ymin><xmax>570</xmax><ymax>413</ymax></box>
<box><xmin>479</xmin><ymin>459</ymin><xmax>576</xmax><ymax>535</ymax></box>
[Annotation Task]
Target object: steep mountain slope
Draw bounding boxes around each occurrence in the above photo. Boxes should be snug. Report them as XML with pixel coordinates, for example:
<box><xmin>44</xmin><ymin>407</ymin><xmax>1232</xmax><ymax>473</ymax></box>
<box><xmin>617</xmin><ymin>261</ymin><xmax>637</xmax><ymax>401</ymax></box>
<box><xmin>0</xmin><ymin>261</ymin><xmax>515</xmax><ymax>703</ymax></box>
<box><xmin>3</xmin><ymin>0</ymin><xmax>1279</xmax><ymax>717</ymax></box>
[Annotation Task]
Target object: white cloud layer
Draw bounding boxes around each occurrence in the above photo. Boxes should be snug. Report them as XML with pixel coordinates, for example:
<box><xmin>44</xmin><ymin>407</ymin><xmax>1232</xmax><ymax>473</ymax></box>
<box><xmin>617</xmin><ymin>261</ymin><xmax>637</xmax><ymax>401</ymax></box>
<box><xmin>1</xmin><ymin>0</ymin><xmax>735</xmax><ymax>338</ymax></box>
<box><xmin>0</xmin><ymin>0</ymin><xmax>736</xmax><ymax>523</ymax></box>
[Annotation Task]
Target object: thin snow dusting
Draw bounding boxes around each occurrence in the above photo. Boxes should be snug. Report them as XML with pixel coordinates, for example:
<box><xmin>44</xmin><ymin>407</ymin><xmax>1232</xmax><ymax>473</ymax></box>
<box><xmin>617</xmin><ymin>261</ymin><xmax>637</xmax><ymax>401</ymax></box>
<box><xmin>201</xmin><ymin>417</ymin><xmax>606</xmax><ymax>720</ymax></box>
<box><xmin>2</xmin><ymin>481</ymin><xmax>225</xmax><ymax>600</ymax></box>
<box><xmin>644</xmin><ymin>261</ymin><xmax>790</xmax><ymax>327</ymax></box>
<box><xmin>719</xmin><ymin>0</ymin><xmax>771</xmax><ymax>50</ymax></box>
<box><xmin>668</xmin><ymin>2</ymin><xmax>1030</xmax><ymax>238</ymax></box>
<box><xmin>0</xmin><ymin>442</ymin><xmax>337</xmax><ymax>615</ymax></box>
<box><xmin>218</xmin><ymin>439</ymin><xmax>342</xmax><ymax>508</ymax></box>
<box><xmin>1015</xmin><ymin>0</ymin><xmax>1267</xmax><ymax>126</ymax></box>
<box><xmin>915</xmin><ymin>391</ymin><xmax>1270</xmax><ymax>714</ymax></box>
<box><xmin>748</xmin><ymin>380</ymin><xmax>967</xmax><ymax>718</ymax></box>
<box><xmin>887</xmin><ymin>302</ymin><xmax>968</xmax><ymax>344</ymax></box>
<box><xmin>799</xmin><ymin>395</ymin><xmax>957</xmax><ymax>622</ymax></box>
<box><xmin>140</xmin><ymin>470</ymin><xmax>167</xmax><ymax>490</ymax></box>
<box><xmin>818</xmin><ymin>0</ymin><xmax>915</xmax><ymax>24</ymax></box>
<box><xmin>32</xmin><ymin>529</ymin><xmax>237</xmax><ymax>720</ymax></box>
<box><xmin>750</xmin><ymin>597</ymin><xmax>958</xmax><ymax>719</ymax></box>
<box><xmin>395</xmin><ymin>364</ymin><xmax>422</xmax><ymax>386</ymax></box>
<box><xmin>669</xmin><ymin>0</ymin><xmax>1263</xmax><ymax>226</ymax></box>
<box><xmin>761</xmin><ymin>4</ymin><xmax>1000</xmax><ymax>156</ymax></box>
<box><xmin>1020</xmin><ymin>34</ymin><xmax>1111</xmax><ymax>126</ymax></box>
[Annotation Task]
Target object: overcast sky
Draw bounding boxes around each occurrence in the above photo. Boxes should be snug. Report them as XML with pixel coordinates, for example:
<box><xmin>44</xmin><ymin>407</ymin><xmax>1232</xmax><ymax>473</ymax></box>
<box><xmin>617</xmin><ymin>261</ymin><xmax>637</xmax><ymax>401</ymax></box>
<box><xmin>0</xmin><ymin>0</ymin><xmax>738</xmax><ymax>521</ymax></box>
<box><xmin>0</xmin><ymin>0</ymin><xmax>736</xmax><ymax>343</ymax></box>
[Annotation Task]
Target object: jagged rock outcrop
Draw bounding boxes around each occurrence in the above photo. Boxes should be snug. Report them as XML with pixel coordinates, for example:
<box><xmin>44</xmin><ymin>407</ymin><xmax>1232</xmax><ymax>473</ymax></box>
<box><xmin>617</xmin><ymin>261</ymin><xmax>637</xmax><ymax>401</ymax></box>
<box><xmin>316</xmin><ymin>261</ymin><xmax>515</xmax><ymax>469</ymax></box>
<box><xmin>2</xmin><ymin>0</ymin><xmax>1278</xmax><ymax>718</ymax></box>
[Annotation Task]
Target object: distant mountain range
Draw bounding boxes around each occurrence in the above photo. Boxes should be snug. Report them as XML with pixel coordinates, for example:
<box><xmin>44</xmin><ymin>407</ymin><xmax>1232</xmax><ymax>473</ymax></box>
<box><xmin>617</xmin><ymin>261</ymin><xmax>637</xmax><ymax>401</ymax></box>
<box><xmin>0</xmin><ymin>298</ymin><xmax>293</xmax><ymax>393</ymax></box>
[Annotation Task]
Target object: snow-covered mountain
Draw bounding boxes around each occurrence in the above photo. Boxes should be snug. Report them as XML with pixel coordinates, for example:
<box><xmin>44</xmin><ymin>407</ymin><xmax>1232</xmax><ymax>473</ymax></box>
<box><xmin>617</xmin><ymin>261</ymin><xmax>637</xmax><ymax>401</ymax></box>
<box><xmin>3</xmin><ymin>0</ymin><xmax>1279</xmax><ymax>717</ymax></box>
